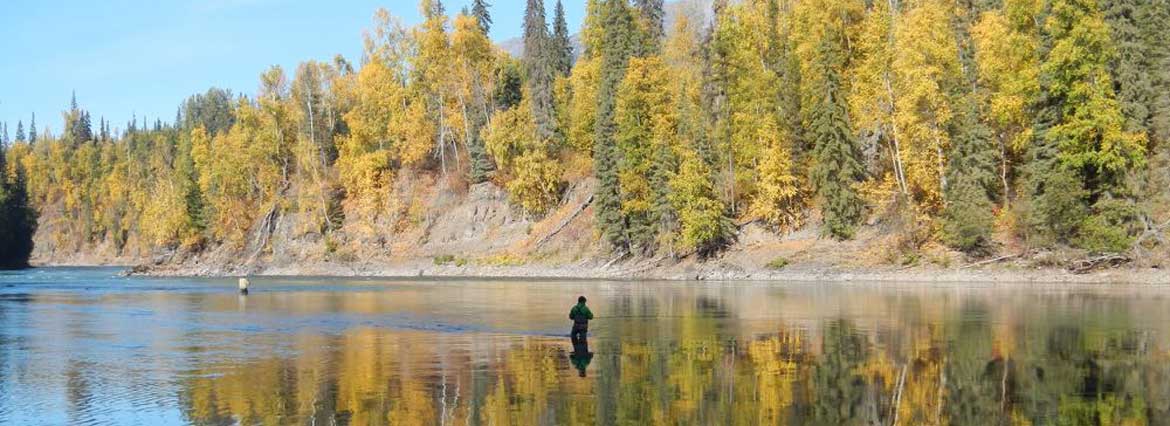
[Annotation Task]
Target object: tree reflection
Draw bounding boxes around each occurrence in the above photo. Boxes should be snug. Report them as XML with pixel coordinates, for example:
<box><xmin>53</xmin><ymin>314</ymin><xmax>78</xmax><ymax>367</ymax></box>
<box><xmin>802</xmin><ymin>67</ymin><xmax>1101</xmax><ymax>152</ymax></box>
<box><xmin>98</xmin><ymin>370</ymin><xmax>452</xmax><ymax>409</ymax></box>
<box><xmin>175</xmin><ymin>292</ymin><xmax>1170</xmax><ymax>426</ymax></box>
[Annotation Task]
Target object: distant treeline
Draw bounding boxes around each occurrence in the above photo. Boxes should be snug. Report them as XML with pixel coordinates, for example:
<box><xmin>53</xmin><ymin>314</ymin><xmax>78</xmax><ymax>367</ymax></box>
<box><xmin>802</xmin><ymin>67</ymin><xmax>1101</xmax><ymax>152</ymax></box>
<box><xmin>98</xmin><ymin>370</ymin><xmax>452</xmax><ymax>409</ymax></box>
<box><xmin>2</xmin><ymin>0</ymin><xmax>1167</xmax><ymax>264</ymax></box>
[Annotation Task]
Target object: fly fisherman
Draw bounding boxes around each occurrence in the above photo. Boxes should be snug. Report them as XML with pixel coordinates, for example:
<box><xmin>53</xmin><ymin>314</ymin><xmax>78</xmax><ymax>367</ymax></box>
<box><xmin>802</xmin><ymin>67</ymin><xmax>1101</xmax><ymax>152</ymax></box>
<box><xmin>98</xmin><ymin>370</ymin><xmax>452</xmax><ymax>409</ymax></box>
<box><xmin>569</xmin><ymin>296</ymin><xmax>594</xmax><ymax>344</ymax></box>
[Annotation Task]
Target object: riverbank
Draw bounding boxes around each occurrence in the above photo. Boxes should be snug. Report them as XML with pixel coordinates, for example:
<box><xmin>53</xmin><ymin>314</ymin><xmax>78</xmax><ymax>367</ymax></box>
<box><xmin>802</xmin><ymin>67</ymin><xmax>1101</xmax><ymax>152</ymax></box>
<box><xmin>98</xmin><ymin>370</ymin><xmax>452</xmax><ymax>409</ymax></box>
<box><xmin>34</xmin><ymin>179</ymin><xmax>1170</xmax><ymax>285</ymax></box>
<box><xmin>123</xmin><ymin>254</ymin><xmax>1169</xmax><ymax>285</ymax></box>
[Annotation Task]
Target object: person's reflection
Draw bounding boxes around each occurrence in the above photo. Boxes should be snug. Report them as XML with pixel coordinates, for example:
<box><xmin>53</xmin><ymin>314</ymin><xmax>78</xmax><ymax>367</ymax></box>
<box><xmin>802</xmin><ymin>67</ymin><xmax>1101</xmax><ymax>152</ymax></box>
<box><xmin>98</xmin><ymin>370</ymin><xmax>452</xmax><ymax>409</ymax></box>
<box><xmin>570</xmin><ymin>336</ymin><xmax>593</xmax><ymax>377</ymax></box>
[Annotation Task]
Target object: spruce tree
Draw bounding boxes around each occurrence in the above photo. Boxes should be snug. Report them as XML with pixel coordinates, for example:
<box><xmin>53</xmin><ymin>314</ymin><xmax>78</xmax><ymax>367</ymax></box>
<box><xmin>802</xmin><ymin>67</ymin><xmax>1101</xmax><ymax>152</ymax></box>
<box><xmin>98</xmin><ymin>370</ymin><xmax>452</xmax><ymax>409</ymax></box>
<box><xmin>0</xmin><ymin>143</ymin><xmax>37</xmax><ymax>269</ymax></box>
<box><xmin>523</xmin><ymin>0</ymin><xmax>556</xmax><ymax>141</ymax></box>
<box><xmin>494</xmin><ymin>59</ymin><xmax>524</xmax><ymax>111</ymax></box>
<box><xmin>1</xmin><ymin>123</ymin><xmax>7</xmax><ymax>145</ymax></box>
<box><xmin>1102</xmin><ymin>0</ymin><xmax>1157</xmax><ymax>138</ymax></box>
<box><xmin>14</xmin><ymin>121</ymin><xmax>25</xmax><ymax>143</ymax></box>
<box><xmin>468</xmin><ymin>133</ymin><xmax>493</xmax><ymax>183</ymax></box>
<box><xmin>1041</xmin><ymin>0</ymin><xmax>1145</xmax><ymax>197</ymax></box>
<box><xmin>28</xmin><ymin>113</ymin><xmax>36</xmax><ymax>144</ymax></box>
<box><xmin>594</xmin><ymin>0</ymin><xmax>637</xmax><ymax>251</ymax></box>
<box><xmin>83</xmin><ymin>112</ymin><xmax>95</xmax><ymax>142</ymax></box>
<box><xmin>615</xmin><ymin>57</ymin><xmax>672</xmax><ymax>254</ymax></box>
<box><xmin>633</xmin><ymin>0</ymin><xmax>665</xmax><ymax>55</ymax></box>
<box><xmin>1022</xmin><ymin>83</ymin><xmax>1087</xmax><ymax>245</ymax></box>
<box><xmin>1141</xmin><ymin>0</ymin><xmax>1170</xmax><ymax>145</ymax></box>
<box><xmin>472</xmin><ymin>0</ymin><xmax>492</xmax><ymax>34</ymax></box>
<box><xmin>809</xmin><ymin>36</ymin><xmax>865</xmax><ymax>240</ymax></box>
<box><xmin>942</xmin><ymin>97</ymin><xmax>999</xmax><ymax>253</ymax></box>
<box><xmin>551</xmin><ymin>0</ymin><xmax>574</xmax><ymax>76</ymax></box>
<box><xmin>698</xmin><ymin>0</ymin><xmax>730</xmax><ymax>170</ymax></box>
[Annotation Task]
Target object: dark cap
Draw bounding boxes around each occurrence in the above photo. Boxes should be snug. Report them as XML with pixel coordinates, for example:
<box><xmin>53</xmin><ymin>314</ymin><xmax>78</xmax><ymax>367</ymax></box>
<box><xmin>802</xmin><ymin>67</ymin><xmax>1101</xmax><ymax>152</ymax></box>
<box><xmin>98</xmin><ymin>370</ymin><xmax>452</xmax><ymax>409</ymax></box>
<box><xmin>578</xmin><ymin>296</ymin><xmax>587</xmax><ymax>303</ymax></box>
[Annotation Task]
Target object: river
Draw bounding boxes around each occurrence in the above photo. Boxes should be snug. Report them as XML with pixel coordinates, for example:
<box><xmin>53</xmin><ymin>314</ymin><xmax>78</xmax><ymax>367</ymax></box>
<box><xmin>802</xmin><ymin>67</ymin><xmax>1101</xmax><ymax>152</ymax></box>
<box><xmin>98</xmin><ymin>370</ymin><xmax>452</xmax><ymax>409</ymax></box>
<box><xmin>0</xmin><ymin>267</ymin><xmax>1168</xmax><ymax>425</ymax></box>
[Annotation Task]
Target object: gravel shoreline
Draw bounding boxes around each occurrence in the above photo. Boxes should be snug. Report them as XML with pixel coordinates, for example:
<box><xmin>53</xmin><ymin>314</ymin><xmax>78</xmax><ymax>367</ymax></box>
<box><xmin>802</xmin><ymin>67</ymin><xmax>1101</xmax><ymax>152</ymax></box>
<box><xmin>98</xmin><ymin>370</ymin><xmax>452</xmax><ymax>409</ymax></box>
<box><xmin>129</xmin><ymin>258</ymin><xmax>1170</xmax><ymax>285</ymax></box>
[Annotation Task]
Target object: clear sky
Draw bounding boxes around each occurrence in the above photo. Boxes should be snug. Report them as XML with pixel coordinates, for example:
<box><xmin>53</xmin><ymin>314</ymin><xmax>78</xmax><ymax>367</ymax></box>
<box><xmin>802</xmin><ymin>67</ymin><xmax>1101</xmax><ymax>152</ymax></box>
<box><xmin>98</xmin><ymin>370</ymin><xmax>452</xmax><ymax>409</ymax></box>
<box><xmin>0</xmin><ymin>0</ymin><xmax>583</xmax><ymax>138</ymax></box>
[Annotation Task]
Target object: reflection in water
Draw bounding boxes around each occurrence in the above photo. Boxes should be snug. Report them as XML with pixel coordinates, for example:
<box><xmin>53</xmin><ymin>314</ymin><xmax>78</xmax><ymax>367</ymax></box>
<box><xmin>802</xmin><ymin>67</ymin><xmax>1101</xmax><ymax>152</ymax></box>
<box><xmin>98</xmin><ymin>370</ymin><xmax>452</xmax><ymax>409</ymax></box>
<box><xmin>1</xmin><ymin>269</ymin><xmax>1170</xmax><ymax>425</ymax></box>
<box><xmin>570</xmin><ymin>336</ymin><xmax>593</xmax><ymax>378</ymax></box>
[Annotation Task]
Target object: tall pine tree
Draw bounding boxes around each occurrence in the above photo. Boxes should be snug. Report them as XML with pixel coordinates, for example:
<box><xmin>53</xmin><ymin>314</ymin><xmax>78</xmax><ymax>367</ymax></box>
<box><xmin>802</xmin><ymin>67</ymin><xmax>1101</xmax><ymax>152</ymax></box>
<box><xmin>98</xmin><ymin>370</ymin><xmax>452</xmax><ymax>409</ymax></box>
<box><xmin>1141</xmin><ymin>0</ymin><xmax>1170</xmax><ymax>146</ymax></box>
<box><xmin>633</xmin><ymin>0</ymin><xmax>665</xmax><ymax>55</ymax></box>
<box><xmin>471</xmin><ymin>0</ymin><xmax>492</xmax><ymax>34</ymax></box>
<box><xmin>551</xmin><ymin>0</ymin><xmax>574</xmax><ymax>76</ymax></box>
<box><xmin>615</xmin><ymin>56</ymin><xmax>674</xmax><ymax>253</ymax></box>
<box><xmin>523</xmin><ymin>0</ymin><xmax>557</xmax><ymax>141</ymax></box>
<box><xmin>1102</xmin><ymin>0</ymin><xmax>1161</xmax><ymax>143</ymax></box>
<box><xmin>809</xmin><ymin>35</ymin><xmax>866</xmax><ymax>240</ymax></box>
<box><xmin>594</xmin><ymin>0</ymin><xmax>638</xmax><ymax>251</ymax></box>
<box><xmin>1022</xmin><ymin>0</ymin><xmax>1145</xmax><ymax>250</ymax></box>
<box><xmin>942</xmin><ymin>97</ymin><xmax>999</xmax><ymax>253</ymax></box>
<box><xmin>28</xmin><ymin>113</ymin><xmax>36</xmax><ymax>144</ymax></box>
<box><xmin>0</xmin><ymin>142</ymin><xmax>37</xmax><ymax>269</ymax></box>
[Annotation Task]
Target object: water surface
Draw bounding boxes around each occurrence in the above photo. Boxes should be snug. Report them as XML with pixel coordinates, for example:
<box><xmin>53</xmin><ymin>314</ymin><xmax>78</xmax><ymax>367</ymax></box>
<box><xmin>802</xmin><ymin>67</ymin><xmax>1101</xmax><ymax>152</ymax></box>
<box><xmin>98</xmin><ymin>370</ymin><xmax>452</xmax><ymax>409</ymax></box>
<box><xmin>1</xmin><ymin>267</ymin><xmax>1168</xmax><ymax>425</ymax></box>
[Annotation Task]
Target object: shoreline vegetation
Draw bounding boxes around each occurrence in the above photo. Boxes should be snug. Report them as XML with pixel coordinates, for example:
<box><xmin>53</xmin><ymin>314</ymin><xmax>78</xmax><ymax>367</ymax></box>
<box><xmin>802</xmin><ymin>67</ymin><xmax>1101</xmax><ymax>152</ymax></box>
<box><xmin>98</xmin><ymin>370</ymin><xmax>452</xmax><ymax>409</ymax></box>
<box><xmin>5</xmin><ymin>0</ymin><xmax>1170</xmax><ymax>279</ymax></box>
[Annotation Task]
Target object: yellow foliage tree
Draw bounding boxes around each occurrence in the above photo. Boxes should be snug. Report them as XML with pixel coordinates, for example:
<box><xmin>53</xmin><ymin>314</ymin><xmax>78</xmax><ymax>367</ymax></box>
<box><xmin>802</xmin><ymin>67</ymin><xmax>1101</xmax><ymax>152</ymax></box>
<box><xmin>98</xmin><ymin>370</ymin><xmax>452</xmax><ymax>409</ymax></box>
<box><xmin>972</xmin><ymin>0</ymin><xmax>1043</xmax><ymax>198</ymax></box>
<box><xmin>482</xmin><ymin>99</ymin><xmax>563</xmax><ymax>215</ymax></box>
<box><xmin>891</xmin><ymin>0</ymin><xmax>962</xmax><ymax>210</ymax></box>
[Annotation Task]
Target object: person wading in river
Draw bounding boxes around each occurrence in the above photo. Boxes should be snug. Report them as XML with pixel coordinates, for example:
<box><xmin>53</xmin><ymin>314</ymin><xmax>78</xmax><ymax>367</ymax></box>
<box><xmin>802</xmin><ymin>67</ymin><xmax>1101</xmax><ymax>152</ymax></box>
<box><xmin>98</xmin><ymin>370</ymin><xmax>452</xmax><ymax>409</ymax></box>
<box><xmin>569</xmin><ymin>296</ymin><xmax>594</xmax><ymax>345</ymax></box>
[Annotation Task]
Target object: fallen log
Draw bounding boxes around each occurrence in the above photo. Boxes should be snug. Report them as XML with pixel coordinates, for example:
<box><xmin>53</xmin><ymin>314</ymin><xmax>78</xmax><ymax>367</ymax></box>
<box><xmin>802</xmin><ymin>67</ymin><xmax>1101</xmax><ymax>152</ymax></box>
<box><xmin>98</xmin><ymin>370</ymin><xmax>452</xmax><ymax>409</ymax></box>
<box><xmin>960</xmin><ymin>253</ymin><xmax>1022</xmax><ymax>269</ymax></box>
<box><xmin>1068</xmin><ymin>254</ymin><xmax>1130</xmax><ymax>274</ymax></box>
<box><xmin>534</xmin><ymin>194</ymin><xmax>593</xmax><ymax>249</ymax></box>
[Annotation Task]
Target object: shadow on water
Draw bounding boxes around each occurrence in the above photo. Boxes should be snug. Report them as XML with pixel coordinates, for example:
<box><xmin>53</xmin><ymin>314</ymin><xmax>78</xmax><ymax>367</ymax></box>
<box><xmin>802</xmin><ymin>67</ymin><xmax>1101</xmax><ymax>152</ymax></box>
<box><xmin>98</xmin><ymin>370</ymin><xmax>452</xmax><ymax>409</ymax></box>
<box><xmin>2</xmin><ymin>268</ymin><xmax>1170</xmax><ymax>425</ymax></box>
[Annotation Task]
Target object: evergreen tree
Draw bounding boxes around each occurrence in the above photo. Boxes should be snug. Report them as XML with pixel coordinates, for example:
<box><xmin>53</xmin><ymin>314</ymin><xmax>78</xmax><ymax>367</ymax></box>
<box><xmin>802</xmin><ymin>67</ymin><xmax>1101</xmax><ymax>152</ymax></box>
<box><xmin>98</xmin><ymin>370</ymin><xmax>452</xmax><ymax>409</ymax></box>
<box><xmin>494</xmin><ymin>58</ymin><xmax>524</xmax><ymax>111</ymax></box>
<box><xmin>28</xmin><ymin>113</ymin><xmax>36</xmax><ymax>144</ymax></box>
<box><xmin>472</xmin><ymin>0</ymin><xmax>492</xmax><ymax>34</ymax></box>
<box><xmin>100</xmin><ymin>117</ymin><xmax>110</xmax><ymax>142</ymax></box>
<box><xmin>1103</xmin><ymin>0</ymin><xmax>1170</xmax><ymax>146</ymax></box>
<box><xmin>523</xmin><ymin>0</ymin><xmax>556</xmax><ymax>140</ymax></box>
<box><xmin>615</xmin><ymin>56</ymin><xmax>673</xmax><ymax>253</ymax></box>
<box><xmin>551</xmin><ymin>0</ymin><xmax>574</xmax><ymax>76</ymax></box>
<box><xmin>83</xmin><ymin>112</ymin><xmax>95</xmax><ymax>142</ymax></box>
<box><xmin>633</xmin><ymin>0</ymin><xmax>665</xmax><ymax>55</ymax></box>
<box><xmin>1022</xmin><ymin>83</ymin><xmax>1084</xmax><ymax>245</ymax></box>
<box><xmin>0</xmin><ymin>143</ymin><xmax>37</xmax><ymax>269</ymax></box>
<box><xmin>14</xmin><ymin>121</ymin><xmax>25</xmax><ymax>143</ymax></box>
<box><xmin>942</xmin><ymin>97</ymin><xmax>999</xmax><ymax>253</ymax></box>
<box><xmin>181</xmin><ymin>88</ymin><xmax>236</xmax><ymax>136</ymax></box>
<box><xmin>809</xmin><ymin>36</ymin><xmax>866</xmax><ymax>240</ymax></box>
<box><xmin>698</xmin><ymin>0</ymin><xmax>729</xmax><ymax>170</ymax></box>
<box><xmin>1</xmin><ymin>123</ymin><xmax>7</xmax><ymax>145</ymax></box>
<box><xmin>1041</xmin><ymin>0</ymin><xmax>1145</xmax><ymax>197</ymax></box>
<box><xmin>1141</xmin><ymin>0</ymin><xmax>1170</xmax><ymax>145</ymax></box>
<box><xmin>594</xmin><ymin>0</ymin><xmax>638</xmax><ymax>251</ymax></box>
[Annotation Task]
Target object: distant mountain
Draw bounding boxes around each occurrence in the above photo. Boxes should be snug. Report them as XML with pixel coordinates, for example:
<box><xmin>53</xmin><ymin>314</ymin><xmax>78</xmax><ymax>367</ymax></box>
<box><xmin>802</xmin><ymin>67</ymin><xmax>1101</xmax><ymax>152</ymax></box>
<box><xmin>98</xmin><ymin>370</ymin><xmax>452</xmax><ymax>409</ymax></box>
<box><xmin>496</xmin><ymin>0</ymin><xmax>714</xmax><ymax>60</ymax></box>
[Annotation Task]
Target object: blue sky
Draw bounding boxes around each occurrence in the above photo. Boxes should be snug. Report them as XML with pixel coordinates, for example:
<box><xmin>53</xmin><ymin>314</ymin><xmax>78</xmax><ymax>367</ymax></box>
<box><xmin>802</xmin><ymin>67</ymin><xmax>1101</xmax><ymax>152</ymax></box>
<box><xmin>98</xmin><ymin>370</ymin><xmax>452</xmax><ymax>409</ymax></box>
<box><xmin>0</xmin><ymin>0</ymin><xmax>583</xmax><ymax>137</ymax></box>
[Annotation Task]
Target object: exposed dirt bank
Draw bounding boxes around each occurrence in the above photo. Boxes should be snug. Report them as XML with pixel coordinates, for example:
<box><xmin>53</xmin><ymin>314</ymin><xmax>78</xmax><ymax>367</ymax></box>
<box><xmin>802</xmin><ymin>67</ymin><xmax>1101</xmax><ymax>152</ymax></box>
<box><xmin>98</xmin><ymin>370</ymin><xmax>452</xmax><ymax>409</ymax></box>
<box><xmin>34</xmin><ymin>179</ymin><xmax>1169</xmax><ymax>285</ymax></box>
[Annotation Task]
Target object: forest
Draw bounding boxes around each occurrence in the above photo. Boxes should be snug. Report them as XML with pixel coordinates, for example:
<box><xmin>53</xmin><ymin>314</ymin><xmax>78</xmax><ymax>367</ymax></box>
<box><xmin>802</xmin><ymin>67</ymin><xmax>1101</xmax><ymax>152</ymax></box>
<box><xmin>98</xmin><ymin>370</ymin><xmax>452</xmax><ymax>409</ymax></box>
<box><xmin>1</xmin><ymin>0</ymin><xmax>1167</xmax><ymax>268</ymax></box>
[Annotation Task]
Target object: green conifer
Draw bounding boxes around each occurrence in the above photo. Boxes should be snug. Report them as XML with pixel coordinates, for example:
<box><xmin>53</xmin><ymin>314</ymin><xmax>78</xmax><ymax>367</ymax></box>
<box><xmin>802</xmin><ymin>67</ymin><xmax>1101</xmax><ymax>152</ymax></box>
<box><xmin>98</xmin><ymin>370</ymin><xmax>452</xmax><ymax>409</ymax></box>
<box><xmin>809</xmin><ymin>36</ymin><xmax>865</xmax><ymax>240</ymax></box>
